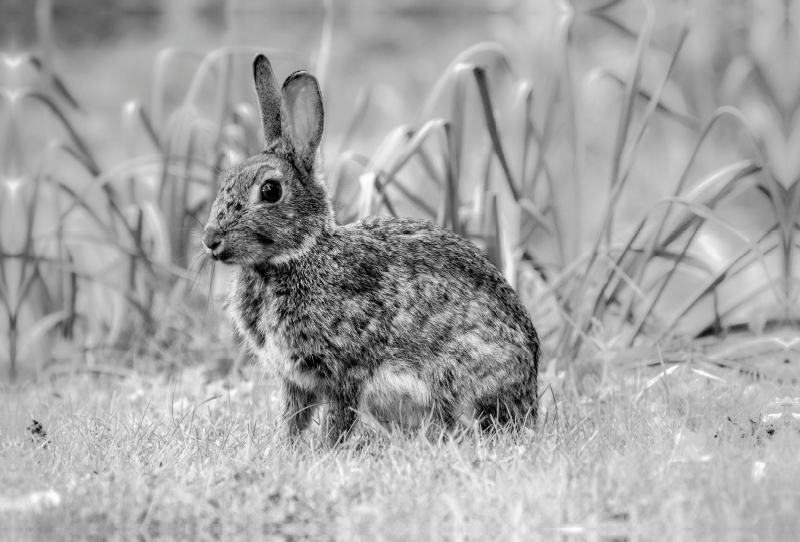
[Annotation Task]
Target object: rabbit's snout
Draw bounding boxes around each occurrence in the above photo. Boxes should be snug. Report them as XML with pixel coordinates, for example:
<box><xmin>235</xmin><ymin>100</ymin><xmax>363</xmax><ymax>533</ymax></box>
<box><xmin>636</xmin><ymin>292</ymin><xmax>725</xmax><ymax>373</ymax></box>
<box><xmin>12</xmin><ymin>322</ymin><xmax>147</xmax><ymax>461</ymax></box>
<box><xmin>202</xmin><ymin>225</ymin><xmax>225</xmax><ymax>259</ymax></box>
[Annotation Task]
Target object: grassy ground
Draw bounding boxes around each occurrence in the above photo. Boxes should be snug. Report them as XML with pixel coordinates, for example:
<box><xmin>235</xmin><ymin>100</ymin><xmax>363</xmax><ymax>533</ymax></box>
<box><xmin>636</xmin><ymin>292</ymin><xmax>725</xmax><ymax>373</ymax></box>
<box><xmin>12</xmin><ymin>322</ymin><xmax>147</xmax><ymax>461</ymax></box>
<box><xmin>4</xmin><ymin>342</ymin><xmax>793</xmax><ymax>541</ymax></box>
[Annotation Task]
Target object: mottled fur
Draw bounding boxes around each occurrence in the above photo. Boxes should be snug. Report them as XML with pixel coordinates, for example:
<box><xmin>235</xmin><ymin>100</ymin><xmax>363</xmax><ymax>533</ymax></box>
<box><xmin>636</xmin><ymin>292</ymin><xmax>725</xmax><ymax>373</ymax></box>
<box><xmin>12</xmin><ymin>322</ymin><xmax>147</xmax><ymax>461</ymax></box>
<box><xmin>204</xmin><ymin>55</ymin><xmax>539</xmax><ymax>445</ymax></box>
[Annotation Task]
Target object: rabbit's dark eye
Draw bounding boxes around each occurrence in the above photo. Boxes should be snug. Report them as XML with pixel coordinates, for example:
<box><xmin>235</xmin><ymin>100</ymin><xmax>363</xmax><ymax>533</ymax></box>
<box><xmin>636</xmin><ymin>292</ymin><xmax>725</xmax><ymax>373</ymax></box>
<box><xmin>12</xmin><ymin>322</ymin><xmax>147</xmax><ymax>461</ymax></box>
<box><xmin>260</xmin><ymin>180</ymin><xmax>282</xmax><ymax>203</ymax></box>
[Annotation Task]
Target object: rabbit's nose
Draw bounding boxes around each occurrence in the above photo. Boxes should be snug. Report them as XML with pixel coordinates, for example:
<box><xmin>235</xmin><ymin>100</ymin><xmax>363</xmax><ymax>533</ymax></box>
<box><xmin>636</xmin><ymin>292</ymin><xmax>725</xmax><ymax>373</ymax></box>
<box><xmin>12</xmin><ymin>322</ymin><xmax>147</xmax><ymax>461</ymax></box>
<box><xmin>202</xmin><ymin>226</ymin><xmax>224</xmax><ymax>255</ymax></box>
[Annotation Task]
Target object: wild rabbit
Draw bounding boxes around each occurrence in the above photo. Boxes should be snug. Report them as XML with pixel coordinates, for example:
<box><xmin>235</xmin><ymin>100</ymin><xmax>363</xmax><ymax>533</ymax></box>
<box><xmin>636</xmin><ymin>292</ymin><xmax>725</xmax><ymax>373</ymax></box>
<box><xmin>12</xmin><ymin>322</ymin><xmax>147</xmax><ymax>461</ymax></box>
<box><xmin>203</xmin><ymin>54</ymin><xmax>539</xmax><ymax>445</ymax></box>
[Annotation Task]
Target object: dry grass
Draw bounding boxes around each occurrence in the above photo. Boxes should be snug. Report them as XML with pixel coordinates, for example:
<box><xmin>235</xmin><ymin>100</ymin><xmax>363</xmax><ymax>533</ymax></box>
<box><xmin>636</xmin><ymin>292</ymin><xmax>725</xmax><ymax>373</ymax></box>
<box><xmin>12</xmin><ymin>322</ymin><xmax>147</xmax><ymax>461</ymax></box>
<box><xmin>3</xmin><ymin>345</ymin><xmax>793</xmax><ymax>541</ymax></box>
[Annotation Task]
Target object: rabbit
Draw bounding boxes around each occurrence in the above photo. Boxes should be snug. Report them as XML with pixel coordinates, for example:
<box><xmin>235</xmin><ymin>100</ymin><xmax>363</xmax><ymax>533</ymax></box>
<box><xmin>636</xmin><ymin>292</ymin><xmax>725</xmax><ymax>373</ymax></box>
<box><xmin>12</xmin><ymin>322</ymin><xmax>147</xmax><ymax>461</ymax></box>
<box><xmin>203</xmin><ymin>54</ymin><xmax>540</xmax><ymax>445</ymax></box>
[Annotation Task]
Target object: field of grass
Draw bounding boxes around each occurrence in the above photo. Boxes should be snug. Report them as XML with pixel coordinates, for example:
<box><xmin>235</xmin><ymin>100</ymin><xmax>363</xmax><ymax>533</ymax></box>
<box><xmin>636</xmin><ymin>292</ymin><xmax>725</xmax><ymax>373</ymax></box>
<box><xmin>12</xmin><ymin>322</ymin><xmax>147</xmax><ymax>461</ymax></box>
<box><xmin>5</xmin><ymin>347</ymin><xmax>793</xmax><ymax>540</ymax></box>
<box><xmin>3</xmin><ymin>0</ymin><xmax>800</xmax><ymax>539</ymax></box>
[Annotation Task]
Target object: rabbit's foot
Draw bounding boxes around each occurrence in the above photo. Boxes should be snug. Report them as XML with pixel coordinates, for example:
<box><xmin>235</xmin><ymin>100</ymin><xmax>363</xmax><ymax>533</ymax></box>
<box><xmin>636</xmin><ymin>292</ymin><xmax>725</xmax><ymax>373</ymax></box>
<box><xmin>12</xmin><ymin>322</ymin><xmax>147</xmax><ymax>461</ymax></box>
<box><xmin>322</xmin><ymin>400</ymin><xmax>359</xmax><ymax>447</ymax></box>
<box><xmin>474</xmin><ymin>382</ymin><xmax>537</xmax><ymax>435</ymax></box>
<box><xmin>277</xmin><ymin>380</ymin><xmax>320</xmax><ymax>439</ymax></box>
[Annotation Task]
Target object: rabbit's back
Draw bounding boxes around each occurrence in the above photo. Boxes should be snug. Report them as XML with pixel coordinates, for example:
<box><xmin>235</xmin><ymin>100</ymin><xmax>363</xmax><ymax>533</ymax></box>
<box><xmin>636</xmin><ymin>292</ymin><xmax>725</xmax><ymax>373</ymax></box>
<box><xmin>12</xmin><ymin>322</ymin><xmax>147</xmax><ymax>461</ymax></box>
<box><xmin>346</xmin><ymin>216</ymin><xmax>538</xmax><ymax>356</ymax></box>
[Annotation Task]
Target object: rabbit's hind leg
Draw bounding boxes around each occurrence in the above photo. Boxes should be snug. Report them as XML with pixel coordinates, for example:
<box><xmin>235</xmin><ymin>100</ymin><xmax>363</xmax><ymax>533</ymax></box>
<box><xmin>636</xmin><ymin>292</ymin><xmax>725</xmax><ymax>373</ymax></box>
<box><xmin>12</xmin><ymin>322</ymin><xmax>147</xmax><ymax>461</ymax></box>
<box><xmin>360</xmin><ymin>367</ymin><xmax>435</xmax><ymax>431</ymax></box>
<box><xmin>473</xmin><ymin>381</ymin><xmax>536</xmax><ymax>434</ymax></box>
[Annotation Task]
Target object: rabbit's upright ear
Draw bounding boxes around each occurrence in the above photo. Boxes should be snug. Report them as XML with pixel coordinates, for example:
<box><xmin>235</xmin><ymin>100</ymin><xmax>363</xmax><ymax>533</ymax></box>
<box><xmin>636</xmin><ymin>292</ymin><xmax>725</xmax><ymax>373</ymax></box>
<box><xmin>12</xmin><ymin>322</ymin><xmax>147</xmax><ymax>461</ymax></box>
<box><xmin>253</xmin><ymin>54</ymin><xmax>283</xmax><ymax>147</ymax></box>
<box><xmin>281</xmin><ymin>71</ymin><xmax>324</xmax><ymax>173</ymax></box>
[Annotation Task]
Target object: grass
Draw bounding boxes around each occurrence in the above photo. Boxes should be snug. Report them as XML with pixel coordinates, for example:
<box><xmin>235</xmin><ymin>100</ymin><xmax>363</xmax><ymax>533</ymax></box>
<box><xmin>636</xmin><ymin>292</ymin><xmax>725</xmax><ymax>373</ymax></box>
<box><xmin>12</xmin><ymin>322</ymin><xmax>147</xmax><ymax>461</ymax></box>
<box><xmin>4</xmin><ymin>349</ymin><xmax>792</xmax><ymax>540</ymax></box>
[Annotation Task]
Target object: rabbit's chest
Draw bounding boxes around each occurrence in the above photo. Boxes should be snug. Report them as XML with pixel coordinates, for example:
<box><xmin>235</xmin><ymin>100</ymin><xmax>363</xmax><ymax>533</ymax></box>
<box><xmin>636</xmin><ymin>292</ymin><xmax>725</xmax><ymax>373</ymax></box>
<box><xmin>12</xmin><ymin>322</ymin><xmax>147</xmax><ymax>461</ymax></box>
<box><xmin>229</xmin><ymin>278</ymin><xmax>324</xmax><ymax>389</ymax></box>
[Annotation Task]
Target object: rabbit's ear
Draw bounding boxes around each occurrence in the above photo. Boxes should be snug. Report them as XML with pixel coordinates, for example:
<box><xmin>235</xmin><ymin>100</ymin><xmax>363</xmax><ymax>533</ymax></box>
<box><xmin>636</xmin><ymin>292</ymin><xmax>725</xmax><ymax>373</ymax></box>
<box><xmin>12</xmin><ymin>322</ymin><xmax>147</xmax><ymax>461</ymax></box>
<box><xmin>253</xmin><ymin>54</ymin><xmax>283</xmax><ymax>147</ymax></box>
<box><xmin>281</xmin><ymin>71</ymin><xmax>324</xmax><ymax>173</ymax></box>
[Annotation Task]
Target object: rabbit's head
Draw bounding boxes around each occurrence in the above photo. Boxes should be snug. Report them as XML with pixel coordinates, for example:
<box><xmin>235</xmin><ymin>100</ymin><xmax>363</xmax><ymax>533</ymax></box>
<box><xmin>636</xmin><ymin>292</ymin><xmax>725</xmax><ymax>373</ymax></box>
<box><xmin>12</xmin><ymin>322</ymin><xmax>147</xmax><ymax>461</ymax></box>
<box><xmin>203</xmin><ymin>54</ymin><xmax>333</xmax><ymax>267</ymax></box>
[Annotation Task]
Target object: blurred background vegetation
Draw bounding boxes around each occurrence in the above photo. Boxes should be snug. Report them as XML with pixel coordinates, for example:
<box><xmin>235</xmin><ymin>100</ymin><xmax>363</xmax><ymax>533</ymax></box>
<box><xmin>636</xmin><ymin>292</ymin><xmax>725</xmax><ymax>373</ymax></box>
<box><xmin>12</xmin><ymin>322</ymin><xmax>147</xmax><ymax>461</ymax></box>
<box><xmin>1</xmin><ymin>0</ymin><xmax>799</xmax><ymax>383</ymax></box>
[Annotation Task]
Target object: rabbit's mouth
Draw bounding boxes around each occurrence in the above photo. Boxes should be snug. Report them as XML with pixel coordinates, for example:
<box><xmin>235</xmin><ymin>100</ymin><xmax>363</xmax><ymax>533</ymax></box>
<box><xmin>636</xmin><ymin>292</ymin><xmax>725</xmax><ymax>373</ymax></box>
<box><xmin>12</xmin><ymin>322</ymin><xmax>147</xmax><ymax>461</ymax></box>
<box><xmin>206</xmin><ymin>246</ymin><xmax>231</xmax><ymax>263</ymax></box>
<box><xmin>202</xmin><ymin>226</ymin><xmax>276</xmax><ymax>263</ymax></box>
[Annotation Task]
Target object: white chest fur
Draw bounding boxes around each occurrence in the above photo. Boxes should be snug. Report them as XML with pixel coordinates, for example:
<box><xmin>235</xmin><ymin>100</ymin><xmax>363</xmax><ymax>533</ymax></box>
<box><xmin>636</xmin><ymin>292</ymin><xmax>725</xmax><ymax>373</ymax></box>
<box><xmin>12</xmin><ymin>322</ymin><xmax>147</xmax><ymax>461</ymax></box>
<box><xmin>228</xmin><ymin>273</ymin><xmax>319</xmax><ymax>389</ymax></box>
<box><xmin>257</xmin><ymin>325</ymin><xmax>321</xmax><ymax>390</ymax></box>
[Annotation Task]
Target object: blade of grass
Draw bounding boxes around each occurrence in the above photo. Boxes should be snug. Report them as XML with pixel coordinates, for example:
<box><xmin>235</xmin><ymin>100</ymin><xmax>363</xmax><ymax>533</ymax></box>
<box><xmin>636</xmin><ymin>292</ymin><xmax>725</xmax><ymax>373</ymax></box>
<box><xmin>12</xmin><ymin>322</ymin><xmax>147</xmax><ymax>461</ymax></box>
<box><xmin>19</xmin><ymin>89</ymin><xmax>100</xmax><ymax>174</ymax></box>
<box><xmin>151</xmin><ymin>48</ymin><xmax>204</xmax><ymax>129</ymax></box>
<box><xmin>23</xmin><ymin>53</ymin><xmax>82</xmax><ymax>111</ymax></box>
<box><xmin>601</xmin><ymin>71</ymin><xmax>698</xmax><ymax>130</ymax></box>
<box><xmin>631</xmin><ymin>197</ymin><xmax>781</xmax><ymax>342</ymax></box>
<box><xmin>658</xmin><ymin>160</ymin><xmax>761</xmax><ymax>247</ymax></box>
<box><xmin>617</xmin><ymin>23</ymin><xmax>693</xmax><ymax>190</ymax></box>
<box><xmin>442</xmin><ymin>122</ymin><xmax>461</xmax><ymax>234</ymax></box>
<box><xmin>605</xmin><ymin>0</ymin><xmax>654</xmax><ymax>244</ymax></box>
<box><xmin>122</xmin><ymin>100</ymin><xmax>162</xmax><ymax>169</ymax></box>
<box><xmin>417</xmin><ymin>42</ymin><xmax>515</xmax><ymax>124</ymax></box>
<box><xmin>209</xmin><ymin>54</ymin><xmax>233</xmax><ymax>197</ymax></box>
<box><xmin>375</xmin><ymin>119</ymin><xmax>448</xmax><ymax>216</ymax></box>
<box><xmin>330</xmin><ymin>150</ymin><xmax>369</xmax><ymax>216</ymax></box>
<box><xmin>313</xmin><ymin>0</ymin><xmax>334</xmax><ymax>101</ymax></box>
<box><xmin>472</xmin><ymin>65</ymin><xmax>520</xmax><ymax>202</ymax></box>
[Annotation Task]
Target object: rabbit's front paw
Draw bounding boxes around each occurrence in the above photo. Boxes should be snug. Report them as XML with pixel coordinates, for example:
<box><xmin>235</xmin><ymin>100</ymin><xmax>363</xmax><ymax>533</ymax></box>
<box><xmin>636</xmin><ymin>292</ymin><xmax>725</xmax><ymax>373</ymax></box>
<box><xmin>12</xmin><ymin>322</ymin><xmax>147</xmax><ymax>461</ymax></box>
<box><xmin>322</xmin><ymin>400</ymin><xmax>359</xmax><ymax>447</ymax></box>
<box><xmin>276</xmin><ymin>380</ymin><xmax>319</xmax><ymax>441</ymax></box>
